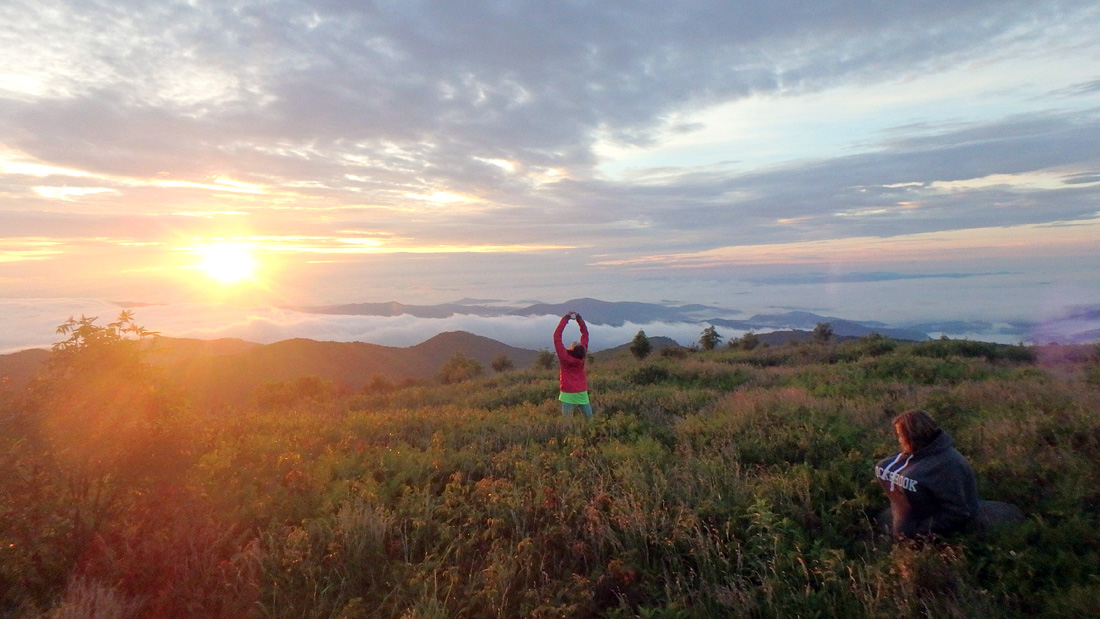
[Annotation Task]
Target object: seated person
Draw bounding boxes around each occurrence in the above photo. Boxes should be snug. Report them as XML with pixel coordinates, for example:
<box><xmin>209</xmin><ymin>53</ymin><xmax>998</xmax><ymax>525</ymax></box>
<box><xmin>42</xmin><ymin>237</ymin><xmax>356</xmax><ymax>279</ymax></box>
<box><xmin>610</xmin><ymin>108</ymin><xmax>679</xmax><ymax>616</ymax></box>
<box><xmin>874</xmin><ymin>409</ymin><xmax>981</xmax><ymax>538</ymax></box>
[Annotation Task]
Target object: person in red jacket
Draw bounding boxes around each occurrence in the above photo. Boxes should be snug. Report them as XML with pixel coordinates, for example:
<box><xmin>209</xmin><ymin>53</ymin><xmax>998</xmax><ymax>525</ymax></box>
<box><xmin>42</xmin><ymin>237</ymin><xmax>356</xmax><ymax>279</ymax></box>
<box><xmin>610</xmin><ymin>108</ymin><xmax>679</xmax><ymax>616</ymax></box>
<box><xmin>554</xmin><ymin>311</ymin><xmax>592</xmax><ymax>418</ymax></box>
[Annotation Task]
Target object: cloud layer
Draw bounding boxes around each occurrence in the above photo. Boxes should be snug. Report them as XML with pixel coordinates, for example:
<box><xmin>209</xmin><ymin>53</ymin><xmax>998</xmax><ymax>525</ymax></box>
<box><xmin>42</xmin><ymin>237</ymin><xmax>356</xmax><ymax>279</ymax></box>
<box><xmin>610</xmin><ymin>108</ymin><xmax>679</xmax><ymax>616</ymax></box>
<box><xmin>0</xmin><ymin>298</ymin><xmax>714</xmax><ymax>355</ymax></box>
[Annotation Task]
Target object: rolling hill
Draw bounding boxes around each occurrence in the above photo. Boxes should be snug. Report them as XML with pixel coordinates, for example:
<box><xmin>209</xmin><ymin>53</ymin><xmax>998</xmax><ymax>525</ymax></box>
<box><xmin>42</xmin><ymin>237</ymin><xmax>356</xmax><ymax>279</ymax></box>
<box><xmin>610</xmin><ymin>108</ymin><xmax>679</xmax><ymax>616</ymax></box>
<box><xmin>0</xmin><ymin>332</ymin><xmax>543</xmax><ymax>408</ymax></box>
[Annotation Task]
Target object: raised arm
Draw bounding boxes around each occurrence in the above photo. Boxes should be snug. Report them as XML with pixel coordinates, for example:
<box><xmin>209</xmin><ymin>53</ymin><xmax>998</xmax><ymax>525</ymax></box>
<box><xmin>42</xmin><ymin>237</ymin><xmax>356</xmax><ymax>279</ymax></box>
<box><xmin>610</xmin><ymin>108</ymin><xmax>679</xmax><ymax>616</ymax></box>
<box><xmin>554</xmin><ymin>314</ymin><xmax>570</xmax><ymax>355</ymax></box>
<box><xmin>576</xmin><ymin>313</ymin><xmax>589</xmax><ymax>348</ymax></box>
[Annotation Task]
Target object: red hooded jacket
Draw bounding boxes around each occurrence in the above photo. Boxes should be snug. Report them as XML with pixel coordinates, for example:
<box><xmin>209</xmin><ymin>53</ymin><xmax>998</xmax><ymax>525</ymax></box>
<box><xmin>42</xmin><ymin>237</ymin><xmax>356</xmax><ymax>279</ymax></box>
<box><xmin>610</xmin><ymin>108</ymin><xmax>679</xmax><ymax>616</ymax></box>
<box><xmin>554</xmin><ymin>314</ymin><xmax>589</xmax><ymax>393</ymax></box>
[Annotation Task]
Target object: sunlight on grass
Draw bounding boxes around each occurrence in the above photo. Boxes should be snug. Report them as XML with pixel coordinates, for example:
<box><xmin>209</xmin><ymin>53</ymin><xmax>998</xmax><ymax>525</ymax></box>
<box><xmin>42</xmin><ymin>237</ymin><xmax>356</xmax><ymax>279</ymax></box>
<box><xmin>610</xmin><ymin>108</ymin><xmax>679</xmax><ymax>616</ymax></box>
<box><xmin>3</xmin><ymin>328</ymin><xmax>1098</xmax><ymax>617</ymax></box>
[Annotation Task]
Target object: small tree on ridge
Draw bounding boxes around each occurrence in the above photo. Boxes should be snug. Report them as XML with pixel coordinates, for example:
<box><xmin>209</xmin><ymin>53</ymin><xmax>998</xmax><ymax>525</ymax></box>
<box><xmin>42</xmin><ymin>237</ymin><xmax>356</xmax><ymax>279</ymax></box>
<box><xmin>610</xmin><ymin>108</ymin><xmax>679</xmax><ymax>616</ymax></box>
<box><xmin>699</xmin><ymin>325</ymin><xmax>721</xmax><ymax>351</ymax></box>
<box><xmin>630</xmin><ymin>330</ymin><xmax>652</xmax><ymax>360</ymax></box>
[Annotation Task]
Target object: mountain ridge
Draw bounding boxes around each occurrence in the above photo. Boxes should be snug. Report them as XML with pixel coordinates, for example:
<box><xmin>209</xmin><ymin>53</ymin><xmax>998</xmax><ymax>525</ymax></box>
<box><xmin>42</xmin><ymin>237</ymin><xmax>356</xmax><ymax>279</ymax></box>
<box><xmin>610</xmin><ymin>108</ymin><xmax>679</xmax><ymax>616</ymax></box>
<box><xmin>286</xmin><ymin>297</ymin><xmax>737</xmax><ymax>327</ymax></box>
<box><xmin>281</xmin><ymin>298</ymin><xmax>1100</xmax><ymax>343</ymax></box>
<box><xmin>6</xmin><ymin>298</ymin><xmax>1098</xmax><ymax>406</ymax></box>
<box><xmin>286</xmin><ymin>298</ymin><xmax>930</xmax><ymax>340</ymax></box>
<box><xmin>0</xmin><ymin>332</ymin><xmax>543</xmax><ymax>408</ymax></box>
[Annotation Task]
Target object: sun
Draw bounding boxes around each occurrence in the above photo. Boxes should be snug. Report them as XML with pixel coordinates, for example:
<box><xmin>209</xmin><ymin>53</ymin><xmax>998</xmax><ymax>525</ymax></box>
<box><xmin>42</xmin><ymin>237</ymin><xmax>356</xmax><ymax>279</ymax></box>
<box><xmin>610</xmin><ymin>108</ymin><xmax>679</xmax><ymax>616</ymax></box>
<box><xmin>193</xmin><ymin>243</ymin><xmax>259</xmax><ymax>284</ymax></box>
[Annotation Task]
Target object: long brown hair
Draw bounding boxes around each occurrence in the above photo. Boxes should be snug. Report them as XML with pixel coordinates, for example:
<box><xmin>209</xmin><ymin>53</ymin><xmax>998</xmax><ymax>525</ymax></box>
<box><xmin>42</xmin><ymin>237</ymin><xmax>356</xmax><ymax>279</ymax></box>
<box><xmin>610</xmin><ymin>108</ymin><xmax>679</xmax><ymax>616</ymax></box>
<box><xmin>893</xmin><ymin>409</ymin><xmax>941</xmax><ymax>452</ymax></box>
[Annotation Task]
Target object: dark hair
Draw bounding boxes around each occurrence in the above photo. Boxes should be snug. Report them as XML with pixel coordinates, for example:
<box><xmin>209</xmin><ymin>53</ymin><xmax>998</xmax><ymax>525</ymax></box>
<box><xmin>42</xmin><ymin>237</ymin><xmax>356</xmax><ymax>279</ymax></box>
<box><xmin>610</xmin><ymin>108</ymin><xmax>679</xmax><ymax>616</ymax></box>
<box><xmin>893</xmin><ymin>409</ymin><xmax>941</xmax><ymax>452</ymax></box>
<box><xmin>568</xmin><ymin>344</ymin><xmax>586</xmax><ymax>359</ymax></box>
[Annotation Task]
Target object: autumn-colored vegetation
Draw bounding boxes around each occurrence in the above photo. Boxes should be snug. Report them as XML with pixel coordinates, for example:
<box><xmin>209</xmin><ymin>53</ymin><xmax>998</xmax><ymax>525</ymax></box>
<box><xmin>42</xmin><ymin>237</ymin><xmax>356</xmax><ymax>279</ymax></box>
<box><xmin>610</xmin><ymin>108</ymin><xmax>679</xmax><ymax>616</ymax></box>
<box><xmin>2</xmin><ymin>314</ymin><xmax>1099</xmax><ymax>618</ymax></box>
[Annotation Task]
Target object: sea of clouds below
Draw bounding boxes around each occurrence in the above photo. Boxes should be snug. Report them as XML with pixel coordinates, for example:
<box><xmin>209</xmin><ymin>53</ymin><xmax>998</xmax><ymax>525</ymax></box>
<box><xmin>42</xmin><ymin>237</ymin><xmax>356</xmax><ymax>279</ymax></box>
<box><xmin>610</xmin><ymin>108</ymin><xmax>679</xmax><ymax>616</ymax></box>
<box><xmin>2</xmin><ymin>298</ymin><xmax>1094</xmax><ymax>356</ymax></box>
<box><xmin>0</xmin><ymin>299</ymin><xmax>721</xmax><ymax>356</ymax></box>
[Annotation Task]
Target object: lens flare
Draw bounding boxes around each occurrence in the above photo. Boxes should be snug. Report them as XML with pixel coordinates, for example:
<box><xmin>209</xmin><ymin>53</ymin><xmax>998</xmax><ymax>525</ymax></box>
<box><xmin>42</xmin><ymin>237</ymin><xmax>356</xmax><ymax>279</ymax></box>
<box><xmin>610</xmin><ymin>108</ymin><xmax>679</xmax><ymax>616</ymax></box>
<box><xmin>194</xmin><ymin>243</ymin><xmax>258</xmax><ymax>284</ymax></box>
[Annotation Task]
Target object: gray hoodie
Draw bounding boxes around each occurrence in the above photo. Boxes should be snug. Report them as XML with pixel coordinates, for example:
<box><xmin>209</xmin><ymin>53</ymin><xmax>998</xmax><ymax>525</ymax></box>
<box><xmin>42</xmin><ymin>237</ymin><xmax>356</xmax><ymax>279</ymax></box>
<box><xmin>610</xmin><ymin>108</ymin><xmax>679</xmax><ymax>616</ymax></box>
<box><xmin>874</xmin><ymin>430</ymin><xmax>980</xmax><ymax>536</ymax></box>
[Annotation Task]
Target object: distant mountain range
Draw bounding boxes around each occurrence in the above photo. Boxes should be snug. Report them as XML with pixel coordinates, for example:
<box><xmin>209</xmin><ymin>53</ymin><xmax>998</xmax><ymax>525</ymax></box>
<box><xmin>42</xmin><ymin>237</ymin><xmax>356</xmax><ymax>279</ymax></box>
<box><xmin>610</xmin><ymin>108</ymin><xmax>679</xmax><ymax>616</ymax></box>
<box><xmin>287</xmin><ymin>297</ymin><xmax>730</xmax><ymax>326</ymax></box>
<box><xmin>707</xmin><ymin>310</ymin><xmax>930</xmax><ymax>341</ymax></box>
<box><xmin>4</xmin><ymin>298</ymin><xmax>1097</xmax><ymax>408</ymax></box>
<box><xmin>289</xmin><ymin>298</ymin><xmax>927</xmax><ymax>339</ymax></box>
<box><xmin>286</xmin><ymin>298</ymin><xmax>1100</xmax><ymax>344</ymax></box>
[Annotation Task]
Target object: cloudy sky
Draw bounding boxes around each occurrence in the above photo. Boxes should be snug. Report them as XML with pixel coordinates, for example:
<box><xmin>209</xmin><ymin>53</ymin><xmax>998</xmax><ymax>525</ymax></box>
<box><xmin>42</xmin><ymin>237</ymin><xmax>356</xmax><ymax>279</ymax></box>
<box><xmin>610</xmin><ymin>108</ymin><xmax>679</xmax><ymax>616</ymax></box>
<box><xmin>2</xmin><ymin>0</ymin><xmax>1099</xmax><ymax>347</ymax></box>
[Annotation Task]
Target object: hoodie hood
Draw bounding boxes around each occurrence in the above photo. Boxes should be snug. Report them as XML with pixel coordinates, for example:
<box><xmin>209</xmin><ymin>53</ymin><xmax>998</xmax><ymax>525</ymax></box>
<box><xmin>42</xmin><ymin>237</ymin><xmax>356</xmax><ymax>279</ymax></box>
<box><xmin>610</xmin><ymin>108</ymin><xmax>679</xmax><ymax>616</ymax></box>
<box><xmin>912</xmin><ymin>429</ymin><xmax>953</xmax><ymax>458</ymax></box>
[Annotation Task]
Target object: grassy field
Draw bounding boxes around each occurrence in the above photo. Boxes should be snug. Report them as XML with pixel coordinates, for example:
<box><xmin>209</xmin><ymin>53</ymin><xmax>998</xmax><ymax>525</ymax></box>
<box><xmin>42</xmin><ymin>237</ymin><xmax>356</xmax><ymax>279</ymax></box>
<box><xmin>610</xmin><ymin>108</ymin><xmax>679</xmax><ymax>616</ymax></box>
<box><xmin>2</xmin><ymin>331</ymin><xmax>1099</xmax><ymax>618</ymax></box>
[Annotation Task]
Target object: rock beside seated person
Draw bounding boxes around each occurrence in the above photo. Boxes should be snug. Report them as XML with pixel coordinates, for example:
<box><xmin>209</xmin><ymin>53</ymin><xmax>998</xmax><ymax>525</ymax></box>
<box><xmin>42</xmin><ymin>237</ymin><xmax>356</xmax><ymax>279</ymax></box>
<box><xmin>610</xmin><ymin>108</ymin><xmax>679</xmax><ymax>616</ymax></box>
<box><xmin>874</xmin><ymin>409</ymin><xmax>1022</xmax><ymax>538</ymax></box>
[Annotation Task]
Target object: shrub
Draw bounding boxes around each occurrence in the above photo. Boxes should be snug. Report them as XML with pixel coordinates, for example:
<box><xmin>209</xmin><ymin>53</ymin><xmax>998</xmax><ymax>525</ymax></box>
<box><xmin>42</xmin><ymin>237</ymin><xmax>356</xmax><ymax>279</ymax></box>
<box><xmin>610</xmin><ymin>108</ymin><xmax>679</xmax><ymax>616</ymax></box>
<box><xmin>256</xmin><ymin>375</ymin><xmax>339</xmax><ymax>409</ymax></box>
<box><xmin>660</xmin><ymin>346</ymin><xmax>688</xmax><ymax>359</ymax></box>
<box><xmin>675</xmin><ymin>360</ymin><xmax>752</xmax><ymax>390</ymax></box>
<box><xmin>909</xmin><ymin>339</ymin><xmax>1035</xmax><ymax>363</ymax></box>
<box><xmin>859</xmin><ymin>353</ymin><xmax>984</xmax><ymax>385</ymax></box>
<box><xmin>628</xmin><ymin>363</ymin><xmax>672</xmax><ymax>385</ymax></box>
<box><xmin>731</xmin><ymin>331</ymin><xmax>760</xmax><ymax>351</ymax></box>
<box><xmin>534</xmin><ymin>348</ymin><xmax>556</xmax><ymax>370</ymax></box>
<box><xmin>845</xmin><ymin>333</ymin><xmax>897</xmax><ymax>358</ymax></box>
<box><xmin>363</xmin><ymin>374</ymin><xmax>396</xmax><ymax>394</ymax></box>
<box><xmin>491</xmin><ymin>354</ymin><xmax>514</xmax><ymax>373</ymax></box>
<box><xmin>438</xmin><ymin>352</ymin><xmax>483</xmax><ymax>384</ymax></box>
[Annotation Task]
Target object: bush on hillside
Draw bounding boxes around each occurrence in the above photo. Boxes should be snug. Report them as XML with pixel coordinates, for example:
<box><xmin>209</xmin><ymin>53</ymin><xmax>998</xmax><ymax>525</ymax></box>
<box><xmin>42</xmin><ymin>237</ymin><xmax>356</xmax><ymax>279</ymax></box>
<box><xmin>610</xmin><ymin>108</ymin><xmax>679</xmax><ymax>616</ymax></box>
<box><xmin>491</xmin><ymin>353</ymin><xmax>515</xmax><ymax>373</ymax></box>
<box><xmin>438</xmin><ymin>351</ymin><xmax>484</xmax><ymax>384</ymax></box>
<box><xmin>534</xmin><ymin>348</ymin><xmax>556</xmax><ymax>370</ymax></box>
<box><xmin>256</xmin><ymin>375</ymin><xmax>342</xmax><ymax>409</ymax></box>
<box><xmin>730</xmin><ymin>331</ymin><xmax>760</xmax><ymax>350</ymax></box>
<box><xmin>659</xmin><ymin>346</ymin><xmax>689</xmax><ymax>359</ymax></box>
<box><xmin>841</xmin><ymin>332</ymin><xmax>897</xmax><ymax>358</ymax></box>
<box><xmin>812</xmin><ymin>322</ymin><xmax>833</xmax><ymax>343</ymax></box>
<box><xmin>910</xmin><ymin>338</ymin><xmax>1035</xmax><ymax>362</ymax></box>
<box><xmin>627</xmin><ymin>363</ymin><xmax>672</xmax><ymax>385</ymax></box>
<box><xmin>2</xmin><ymin>313</ymin><xmax>196</xmax><ymax>615</ymax></box>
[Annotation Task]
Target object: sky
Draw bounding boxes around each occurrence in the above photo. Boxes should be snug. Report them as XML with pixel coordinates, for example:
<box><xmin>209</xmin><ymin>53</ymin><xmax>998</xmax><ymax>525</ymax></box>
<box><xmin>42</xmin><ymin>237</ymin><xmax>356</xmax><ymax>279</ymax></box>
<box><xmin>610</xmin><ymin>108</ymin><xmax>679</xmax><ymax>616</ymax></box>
<box><xmin>2</xmin><ymin>1</ymin><xmax>1099</xmax><ymax>350</ymax></box>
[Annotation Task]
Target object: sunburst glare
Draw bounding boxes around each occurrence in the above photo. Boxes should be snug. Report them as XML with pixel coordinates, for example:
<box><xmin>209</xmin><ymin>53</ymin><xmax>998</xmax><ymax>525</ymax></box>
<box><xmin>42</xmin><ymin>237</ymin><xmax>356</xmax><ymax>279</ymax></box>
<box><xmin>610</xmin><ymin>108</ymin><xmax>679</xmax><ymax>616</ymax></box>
<box><xmin>191</xmin><ymin>242</ymin><xmax>259</xmax><ymax>284</ymax></box>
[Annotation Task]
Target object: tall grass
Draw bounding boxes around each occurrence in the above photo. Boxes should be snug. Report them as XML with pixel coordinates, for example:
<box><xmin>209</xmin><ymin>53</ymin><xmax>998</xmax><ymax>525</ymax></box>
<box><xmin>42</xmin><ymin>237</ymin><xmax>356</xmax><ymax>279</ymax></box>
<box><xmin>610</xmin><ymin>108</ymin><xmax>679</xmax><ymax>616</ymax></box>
<box><xmin>2</xmin><ymin>340</ymin><xmax>1097</xmax><ymax>617</ymax></box>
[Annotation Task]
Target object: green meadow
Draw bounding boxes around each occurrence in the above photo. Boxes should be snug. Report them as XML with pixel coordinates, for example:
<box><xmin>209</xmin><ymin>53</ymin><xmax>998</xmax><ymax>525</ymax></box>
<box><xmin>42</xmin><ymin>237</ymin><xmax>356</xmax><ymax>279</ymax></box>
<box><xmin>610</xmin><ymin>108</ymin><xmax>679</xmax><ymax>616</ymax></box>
<box><xmin>3</xmin><ymin>320</ymin><xmax>1099</xmax><ymax>618</ymax></box>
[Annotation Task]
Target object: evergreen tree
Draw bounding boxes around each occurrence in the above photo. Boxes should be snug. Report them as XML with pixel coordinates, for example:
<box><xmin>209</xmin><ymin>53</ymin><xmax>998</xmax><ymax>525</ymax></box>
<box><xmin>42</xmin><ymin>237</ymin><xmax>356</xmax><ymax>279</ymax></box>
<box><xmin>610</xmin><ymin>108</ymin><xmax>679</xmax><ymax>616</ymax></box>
<box><xmin>630</xmin><ymin>330</ymin><xmax>652</xmax><ymax>360</ymax></box>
